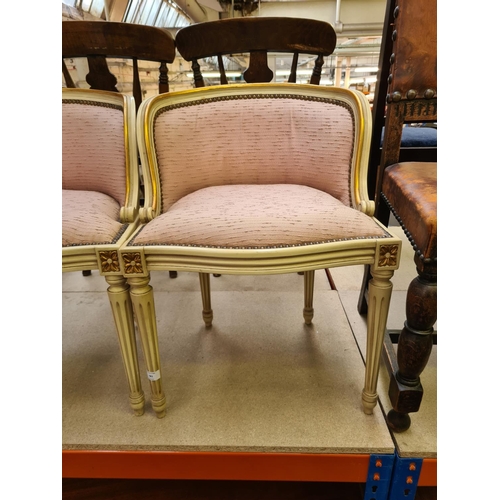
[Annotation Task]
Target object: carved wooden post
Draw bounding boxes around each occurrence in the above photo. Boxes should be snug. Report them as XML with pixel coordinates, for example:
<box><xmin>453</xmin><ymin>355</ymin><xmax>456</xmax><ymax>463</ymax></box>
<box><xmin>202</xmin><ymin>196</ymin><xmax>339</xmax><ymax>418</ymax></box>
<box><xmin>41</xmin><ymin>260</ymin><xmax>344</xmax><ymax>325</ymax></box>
<box><xmin>86</xmin><ymin>56</ymin><xmax>118</xmax><ymax>92</ymax></box>
<box><xmin>303</xmin><ymin>270</ymin><xmax>315</xmax><ymax>325</ymax></box>
<box><xmin>363</xmin><ymin>265</ymin><xmax>394</xmax><ymax>415</ymax></box>
<box><xmin>132</xmin><ymin>58</ymin><xmax>142</xmax><ymax>109</ymax></box>
<box><xmin>105</xmin><ymin>275</ymin><xmax>145</xmax><ymax>415</ymax></box>
<box><xmin>288</xmin><ymin>52</ymin><xmax>299</xmax><ymax>83</ymax></box>
<box><xmin>217</xmin><ymin>54</ymin><xmax>228</xmax><ymax>85</ymax></box>
<box><xmin>62</xmin><ymin>61</ymin><xmax>76</xmax><ymax>88</ymax></box>
<box><xmin>387</xmin><ymin>256</ymin><xmax>436</xmax><ymax>432</ymax></box>
<box><xmin>159</xmin><ymin>61</ymin><xmax>169</xmax><ymax>94</ymax></box>
<box><xmin>199</xmin><ymin>272</ymin><xmax>213</xmax><ymax>327</ymax></box>
<box><xmin>127</xmin><ymin>274</ymin><xmax>167</xmax><ymax>419</ymax></box>
<box><xmin>310</xmin><ymin>54</ymin><xmax>325</xmax><ymax>85</ymax></box>
<box><xmin>244</xmin><ymin>51</ymin><xmax>274</xmax><ymax>83</ymax></box>
<box><xmin>191</xmin><ymin>59</ymin><xmax>205</xmax><ymax>88</ymax></box>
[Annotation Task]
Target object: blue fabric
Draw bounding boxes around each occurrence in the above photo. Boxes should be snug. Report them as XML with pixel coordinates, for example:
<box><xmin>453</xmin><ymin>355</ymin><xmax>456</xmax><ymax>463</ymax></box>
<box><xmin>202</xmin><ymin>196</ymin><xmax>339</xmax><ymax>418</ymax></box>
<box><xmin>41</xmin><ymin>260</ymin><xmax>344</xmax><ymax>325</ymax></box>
<box><xmin>381</xmin><ymin>126</ymin><xmax>437</xmax><ymax>147</ymax></box>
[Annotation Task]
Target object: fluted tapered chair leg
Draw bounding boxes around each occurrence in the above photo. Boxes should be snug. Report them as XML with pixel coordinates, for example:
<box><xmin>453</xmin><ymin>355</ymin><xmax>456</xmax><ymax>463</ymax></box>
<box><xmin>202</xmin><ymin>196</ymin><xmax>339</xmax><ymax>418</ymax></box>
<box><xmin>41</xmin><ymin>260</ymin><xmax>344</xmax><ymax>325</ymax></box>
<box><xmin>199</xmin><ymin>272</ymin><xmax>213</xmax><ymax>327</ymax></box>
<box><xmin>127</xmin><ymin>275</ymin><xmax>166</xmax><ymax>418</ymax></box>
<box><xmin>303</xmin><ymin>270</ymin><xmax>315</xmax><ymax>324</ymax></box>
<box><xmin>362</xmin><ymin>267</ymin><xmax>394</xmax><ymax>415</ymax></box>
<box><xmin>105</xmin><ymin>275</ymin><xmax>145</xmax><ymax>415</ymax></box>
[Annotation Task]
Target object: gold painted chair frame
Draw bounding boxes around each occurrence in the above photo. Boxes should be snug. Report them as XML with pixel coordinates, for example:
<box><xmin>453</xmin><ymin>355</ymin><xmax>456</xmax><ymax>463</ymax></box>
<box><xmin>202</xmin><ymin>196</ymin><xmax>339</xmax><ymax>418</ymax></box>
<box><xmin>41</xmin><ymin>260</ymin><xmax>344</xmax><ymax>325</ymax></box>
<box><xmin>119</xmin><ymin>84</ymin><xmax>402</xmax><ymax>418</ymax></box>
<box><xmin>62</xmin><ymin>88</ymin><xmax>145</xmax><ymax>415</ymax></box>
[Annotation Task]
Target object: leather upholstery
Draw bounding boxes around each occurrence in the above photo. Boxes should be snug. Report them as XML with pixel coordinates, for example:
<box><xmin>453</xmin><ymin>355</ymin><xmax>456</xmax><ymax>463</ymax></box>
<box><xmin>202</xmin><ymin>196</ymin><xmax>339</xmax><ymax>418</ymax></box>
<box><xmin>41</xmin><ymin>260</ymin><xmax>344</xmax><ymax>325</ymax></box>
<box><xmin>388</xmin><ymin>0</ymin><xmax>437</xmax><ymax>100</ymax></box>
<box><xmin>382</xmin><ymin>162</ymin><xmax>436</xmax><ymax>260</ymax></box>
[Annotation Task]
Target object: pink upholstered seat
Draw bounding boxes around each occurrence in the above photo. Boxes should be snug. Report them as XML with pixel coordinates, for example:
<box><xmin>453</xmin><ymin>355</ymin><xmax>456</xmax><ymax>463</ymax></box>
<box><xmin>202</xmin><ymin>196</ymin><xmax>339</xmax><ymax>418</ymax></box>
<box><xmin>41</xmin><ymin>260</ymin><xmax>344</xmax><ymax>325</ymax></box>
<box><xmin>131</xmin><ymin>184</ymin><xmax>387</xmax><ymax>249</ymax></box>
<box><xmin>62</xmin><ymin>189</ymin><xmax>124</xmax><ymax>247</ymax></box>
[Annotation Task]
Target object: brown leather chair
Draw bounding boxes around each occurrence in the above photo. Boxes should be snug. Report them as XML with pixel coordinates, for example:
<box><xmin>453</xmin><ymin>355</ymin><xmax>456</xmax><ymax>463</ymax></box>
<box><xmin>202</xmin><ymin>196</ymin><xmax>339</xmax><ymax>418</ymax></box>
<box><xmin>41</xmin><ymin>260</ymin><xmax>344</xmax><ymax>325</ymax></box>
<box><xmin>175</xmin><ymin>17</ymin><xmax>336</xmax><ymax>87</ymax></box>
<box><xmin>358</xmin><ymin>0</ymin><xmax>437</xmax><ymax>432</ymax></box>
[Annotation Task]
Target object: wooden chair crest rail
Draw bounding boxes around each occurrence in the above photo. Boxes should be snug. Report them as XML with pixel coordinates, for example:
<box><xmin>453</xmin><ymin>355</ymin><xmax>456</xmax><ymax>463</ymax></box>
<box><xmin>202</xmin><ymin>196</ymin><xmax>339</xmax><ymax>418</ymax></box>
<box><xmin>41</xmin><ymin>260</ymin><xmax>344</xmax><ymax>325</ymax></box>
<box><xmin>62</xmin><ymin>88</ymin><xmax>145</xmax><ymax>415</ymax></box>
<box><xmin>62</xmin><ymin>20</ymin><xmax>176</xmax><ymax>112</ymax></box>
<box><xmin>175</xmin><ymin>17</ymin><xmax>336</xmax><ymax>87</ymax></box>
<box><xmin>118</xmin><ymin>83</ymin><xmax>402</xmax><ymax>419</ymax></box>
<box><xmin>358</xmin><ymin>0</ymin><xmax>437</xmax><ymax>432</ymax></box>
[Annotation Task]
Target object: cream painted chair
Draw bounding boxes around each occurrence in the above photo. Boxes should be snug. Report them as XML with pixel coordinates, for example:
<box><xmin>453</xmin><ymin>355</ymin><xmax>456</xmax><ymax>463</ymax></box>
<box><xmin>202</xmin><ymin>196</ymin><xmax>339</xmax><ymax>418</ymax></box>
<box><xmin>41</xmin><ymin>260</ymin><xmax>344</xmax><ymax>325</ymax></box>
<box><xmin>62</xmin><ymin>88</ymin><xmax>145</xmax><ymax>415</ymax></box>
<box><xmin>62</xmin><ymin>20</ymin><xmax>178</xmax><ymax>279</ymax></box>
<box><xmin>119</xmin><ymin>83</ymin><xmax>402</xmax><ymax>419</ymax></box>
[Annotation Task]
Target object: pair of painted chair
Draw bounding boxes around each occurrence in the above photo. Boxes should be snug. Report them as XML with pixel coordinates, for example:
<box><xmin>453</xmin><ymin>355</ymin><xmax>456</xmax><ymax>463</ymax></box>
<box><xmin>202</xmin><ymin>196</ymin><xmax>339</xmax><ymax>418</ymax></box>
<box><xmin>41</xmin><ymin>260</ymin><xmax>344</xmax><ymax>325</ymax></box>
<box><xmin>62</xmin><ymin>18</ymin><xmax>402</xmax><ymax>419</ymax></box>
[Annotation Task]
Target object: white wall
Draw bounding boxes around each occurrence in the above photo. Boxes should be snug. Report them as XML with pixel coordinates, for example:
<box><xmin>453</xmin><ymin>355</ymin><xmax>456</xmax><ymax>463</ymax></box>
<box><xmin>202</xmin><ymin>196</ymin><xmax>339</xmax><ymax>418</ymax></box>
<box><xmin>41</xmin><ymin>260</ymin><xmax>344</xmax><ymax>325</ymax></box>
<box><xmin>255</xmin><ymin>0</ymin><xmax>386</xmax><ymax>25</ymax></box>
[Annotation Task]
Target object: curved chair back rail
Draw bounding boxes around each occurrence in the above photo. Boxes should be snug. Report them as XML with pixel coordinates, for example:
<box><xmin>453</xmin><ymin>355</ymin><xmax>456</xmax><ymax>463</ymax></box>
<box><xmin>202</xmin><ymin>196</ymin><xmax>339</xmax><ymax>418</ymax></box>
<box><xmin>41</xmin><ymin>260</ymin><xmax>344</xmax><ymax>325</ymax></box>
<box><xmin>175</xmin><ymin>17</ymin><xmax>336</xmax><ymax>86</ymax></box>
<box><xmin>137</xmin><ymin>83</ymin><xmax>373</xmax><ymax>221</ymax></box>
<box><xmin>62</xmin><ymin>21</ymin><xmax>176</xmax><ymax>110</ymax></box>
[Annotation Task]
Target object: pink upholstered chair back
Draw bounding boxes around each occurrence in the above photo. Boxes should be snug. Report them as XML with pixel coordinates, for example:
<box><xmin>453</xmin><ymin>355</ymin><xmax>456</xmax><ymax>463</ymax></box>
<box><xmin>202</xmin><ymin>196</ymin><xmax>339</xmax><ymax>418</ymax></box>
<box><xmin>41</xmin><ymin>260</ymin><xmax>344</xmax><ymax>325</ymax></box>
<box><xmin>62</xmin><ymin>96</ymin><xmax>128</xmax><ymax>207</ymax></box>
<box><xmin>149</xmin><ymin>88</ymin><xmax>360</xmax><ymax>214</ymax></box>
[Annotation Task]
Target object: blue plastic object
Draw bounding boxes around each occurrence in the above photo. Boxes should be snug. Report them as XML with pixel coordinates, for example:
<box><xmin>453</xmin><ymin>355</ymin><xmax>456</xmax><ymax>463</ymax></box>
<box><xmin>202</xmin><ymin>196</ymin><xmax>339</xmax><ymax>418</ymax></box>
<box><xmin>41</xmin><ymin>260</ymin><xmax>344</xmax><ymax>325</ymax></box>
<box><xmin>364</xmin><ymin>454</ymin><xmax>395</xmax><ymax>500</ymax></box>
<box><xmin>380</xmin><ymin>126</ymin><xmax>437</xmax><ymax>147</ymax></box>
<box><xmin>388</xmin><ymin>455</ymin><xmax>423</xmax><ymax>500</ymax></box>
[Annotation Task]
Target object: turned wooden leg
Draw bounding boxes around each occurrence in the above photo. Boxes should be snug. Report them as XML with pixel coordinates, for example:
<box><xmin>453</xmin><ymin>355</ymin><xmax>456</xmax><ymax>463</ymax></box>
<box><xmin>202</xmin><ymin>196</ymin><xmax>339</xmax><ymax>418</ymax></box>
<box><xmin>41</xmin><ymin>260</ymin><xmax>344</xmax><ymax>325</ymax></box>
<box><xmin>199</xmin><ymin>272</ymin><xmax>213</xmax><ymax>327</ymax></box>
<box><xmin>105</xmin><ymin>275</ymin><xmax>145</xmax><ymax>416</ymax></box>
<box><xmin>362</xmin><ymin>267</ymin><xmax>394</xmax><ymax>415</ymax></box>
<box><xmin>387</xmin><ymin>257</ymin><xmax>436</xmax><ymax>432</ymax></box>
<box><xmin>127</xmin><ymin>275</ymin><xmax>166</xmax><ymax>419</ymax></box>
<box><xmin>356</xmin><ymin>265</ymin><xmax>371</xmax><ymax>314</ymax></box>
<box><xmin>303</xmin><ymin>270</ymin><xmax>315</xmax><ymax>325</ymax></box>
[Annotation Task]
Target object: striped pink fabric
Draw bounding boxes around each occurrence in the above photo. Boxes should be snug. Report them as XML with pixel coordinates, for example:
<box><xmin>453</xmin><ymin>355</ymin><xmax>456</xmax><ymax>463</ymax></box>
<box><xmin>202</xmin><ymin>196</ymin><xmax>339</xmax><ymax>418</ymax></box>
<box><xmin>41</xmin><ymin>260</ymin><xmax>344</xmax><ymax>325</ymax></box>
<box><xmin>62</xmin><ymin>102</ymin><xmax>127</xmax><ymax>206</ymax></box>
<box><xmin>62</xmin><ymin>189</ymin><xmax>123</xmax><ymax>246</ymax></box>
<box><xmin>132</xmin><ymin>184</ymin><xmax>386</xmax><ymax>248</ymax></box>
<box><xmin>153</xmin><ymin>97</ymin><xmax>355</xmax><ymax>213</ymax></box>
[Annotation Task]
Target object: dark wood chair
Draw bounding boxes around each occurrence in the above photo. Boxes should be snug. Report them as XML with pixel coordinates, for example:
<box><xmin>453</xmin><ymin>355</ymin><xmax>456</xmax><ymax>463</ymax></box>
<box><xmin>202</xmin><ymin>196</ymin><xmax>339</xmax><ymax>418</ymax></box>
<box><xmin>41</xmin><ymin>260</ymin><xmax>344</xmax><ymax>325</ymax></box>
<box><xmin>62</xmin><ymin>20</ymin><xmax>176</xmax><ymax>111</ymax></box>
<box><xmin>361</xmin><ymin>0</ymin><xmax>437</xmax><ymax>210</ymax></box>
<box><xmin>175</xmin><ymin>17</ymin><xmax>336</xmax><ymax>87</ymax></box>
<box><xmin>62</xmin><ymin>20</ymin><xmax>179</xmax><ymax>278</ymax></box>
<box><xmin>358</xmin><ymin>0</ymin><xmax>437</xmax><ymax>432</ymax></box>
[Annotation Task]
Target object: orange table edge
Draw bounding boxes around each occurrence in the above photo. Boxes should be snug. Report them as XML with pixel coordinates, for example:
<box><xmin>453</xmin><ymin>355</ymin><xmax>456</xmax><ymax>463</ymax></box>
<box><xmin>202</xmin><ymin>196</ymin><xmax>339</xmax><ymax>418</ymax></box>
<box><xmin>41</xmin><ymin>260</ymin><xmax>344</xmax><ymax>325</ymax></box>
<box><xmin>62</xmin><ymin>450</ymin><xmax>370</xmax><ymax>482</ymax></box>
<box><xmin>419</xmin><ymin>458</ymin><xmax>437</xmax><ymax>486</ymax></box>
<box><xmin>62</xmin><ymin>450</ymin><xmax>437</xmax><ymax>485</ymax></box>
